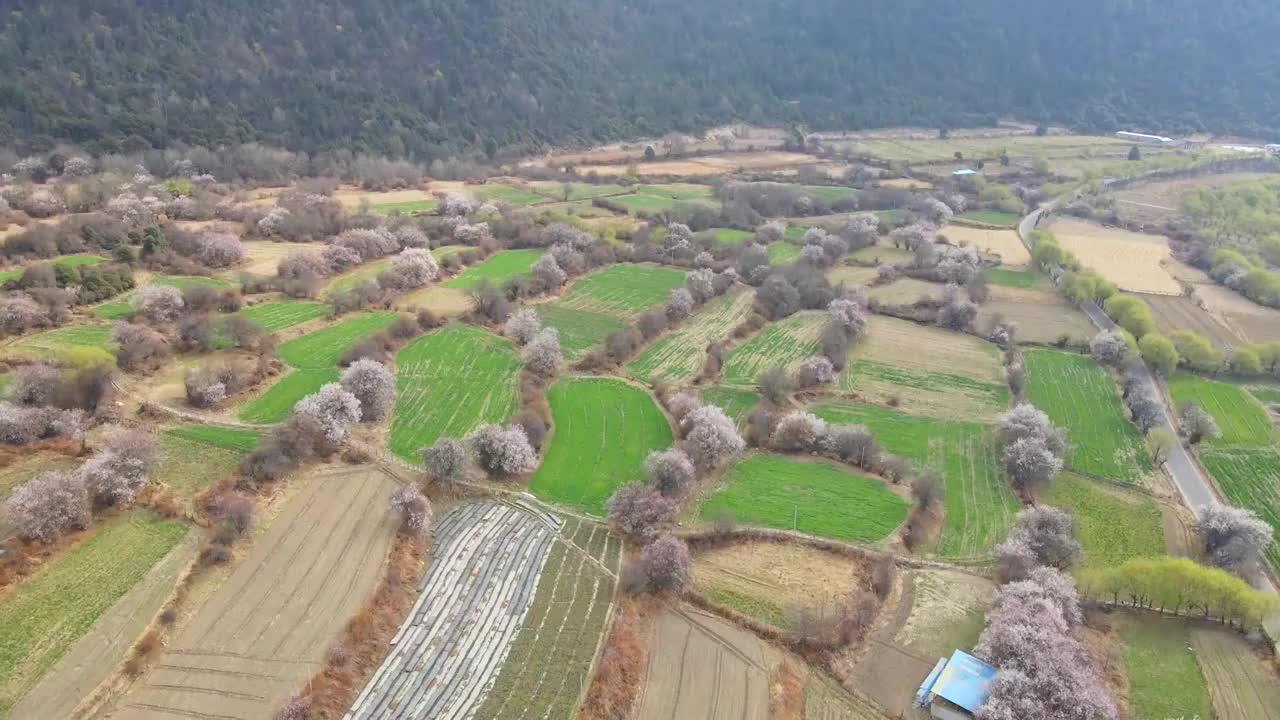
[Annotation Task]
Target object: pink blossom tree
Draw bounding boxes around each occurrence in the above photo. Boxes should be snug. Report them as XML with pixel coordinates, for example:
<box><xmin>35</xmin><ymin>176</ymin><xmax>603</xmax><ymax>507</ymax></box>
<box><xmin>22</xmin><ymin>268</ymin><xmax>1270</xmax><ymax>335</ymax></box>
<box><xmin>138</xmin><ymin>285</ymin><xmax>185</xmax><ymax>323</ymax></box>
<box><xmin>681</xmin><ymin>404</ymin><xmax>745</xmax><ymax>469</ymax></box>
<box><xmin>468</xmin><ymin>424</ymin><xmax>538</xmax><ymax>477</ymax></box>
<box><xmin>4</xmin><ymin>469</ymin><xmax>90</xmax><ymax>542</ymax></box>
<box><xmin>390</xmin><ymin>484</ymin><xmax>432</xmax><ymax>534</ymax></box>
<box><xmin>504</xmin><ymin>308</ymin><xmax>542</xmax><ymax>345</ymax></box>
<box><xmin>638</xmin><ymin>534</ymin><xmax>692</xmax><ymax>592</ymax></box>
<box><xmin>607</xmin><ymin>482</ymin><xmax>678</xmax><ymax>543</ymax></box>
<box><xmin>340</xmin><ymin>359</ymin><xmax>395</xmax><ymax>422</ymax></box>
<box><xmin>642</xmin><ymin>448</ymin><xmax>696</xmax><ymax>499</ymax></box>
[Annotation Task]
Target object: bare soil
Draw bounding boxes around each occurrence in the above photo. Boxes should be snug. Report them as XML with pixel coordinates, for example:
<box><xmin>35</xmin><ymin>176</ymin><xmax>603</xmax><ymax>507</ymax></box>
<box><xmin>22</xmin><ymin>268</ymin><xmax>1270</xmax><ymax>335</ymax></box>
<box><xmin>940</xmin><ymin>225</ymin><xmax>1031</xmax><ymax>267</ymax></box>
<box><xmin>1191</xmin><ymin>626</ymin><xmax>1280</xmax><ymax>720</ymax></box>
<box><xmin>1195</xmin><ymin>285</ymin><xmax>1280</xmax><ymax>343</ymax></box>
<box><xmin>1112</xmin><ymin>172</ymin><xmax>1274</xmax><ymax>227</ymax></box>
<box><xmin>976</xmin><ymin>285</ymin><xmax>1096</xmax><ymax>345</ymax></box>
<box><xmin>1136</xmin><ymin>292</ymin><xmax>1243</xmax><ymax>348</ymax></box>
<box><xmin>105</xmin><ymin>465</ymin><xmax>398</xmax><ymax>720</ymax></box>
<box><xmin>694</xmin><ymin>543</ymin><xmax>867</xmax><ymax>622</ymax></box>
<box><xmin>632</xmin><ymin>605</ymin><xmax>771</xmax><ymax>720</ymax></box>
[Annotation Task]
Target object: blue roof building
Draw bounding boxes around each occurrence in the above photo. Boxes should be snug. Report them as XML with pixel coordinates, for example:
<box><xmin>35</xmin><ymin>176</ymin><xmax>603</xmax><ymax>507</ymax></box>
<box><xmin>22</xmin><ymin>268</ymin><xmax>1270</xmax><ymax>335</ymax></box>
<box><xmin>914</xmin><ymin>649</ymin><xmax>998</xmax><ymax>719</ymax></box>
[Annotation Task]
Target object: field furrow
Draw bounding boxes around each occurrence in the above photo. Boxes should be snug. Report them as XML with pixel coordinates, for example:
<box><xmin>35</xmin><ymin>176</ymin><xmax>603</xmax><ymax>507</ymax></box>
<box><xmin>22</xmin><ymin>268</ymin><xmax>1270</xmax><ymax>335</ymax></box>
<box><xmin>722</xmin><ymin>311</ymin><xmax>827</xmax><ymax>386</ymax></box>
<box><xmin>627</xmin><ymin>289</ymin><xmax>753</xmax><ymax>384</ymax></box>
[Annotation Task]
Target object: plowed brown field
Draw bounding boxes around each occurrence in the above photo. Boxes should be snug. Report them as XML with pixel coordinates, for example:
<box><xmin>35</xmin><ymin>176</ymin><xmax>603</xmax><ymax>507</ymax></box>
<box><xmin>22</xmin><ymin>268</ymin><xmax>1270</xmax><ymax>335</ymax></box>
<box><xmin>1138</xmin><ymin>292</ymin><xmax>1243</xmax><ymax>348</ymax></box>
<box><xmin>633</xmin><ymin>607</ymin><xmax>770</xmax><ymax>720</ymax></box>
<box><xmin>109</xmin><ymin>465</ymin><xmax>399</xmax><ymax>720</ymax></box>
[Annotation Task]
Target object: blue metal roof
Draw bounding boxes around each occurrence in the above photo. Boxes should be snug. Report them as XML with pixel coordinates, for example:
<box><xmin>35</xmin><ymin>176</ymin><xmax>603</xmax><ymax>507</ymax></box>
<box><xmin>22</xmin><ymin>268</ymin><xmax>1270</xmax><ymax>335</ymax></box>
<box><xmin>920</xmin><ymin>650</ymin><xmax>997</xmax><ymax>713</ymax></box>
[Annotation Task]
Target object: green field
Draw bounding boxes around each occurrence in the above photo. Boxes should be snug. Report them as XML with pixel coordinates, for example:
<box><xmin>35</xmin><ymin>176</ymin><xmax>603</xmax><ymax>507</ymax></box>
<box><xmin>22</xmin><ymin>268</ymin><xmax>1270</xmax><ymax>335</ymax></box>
<box><xmin>530</xmin><ymin>181</ymin><xmax>629</xmax><ymax>201</ymax></box>
<box><xmin>430</xmin><ymin>245</ymin><xmax>469</xmax><ymax>261</ymax></box>
<box><xmin>701</xmin><ymin>386</ymin><xmax>760</xmax><ymax>427</ymax></box>
<box><xmin>958</xmin><ymin>210</ymin><xmax>1021</xmax><ymax>226</ymax></box>
<box><xmin>710</xmin><ymin>228</ymin><xmax>753</xmax><ymax>245</ymax></box>
<box><xmin>323</xmin><ymin>258</ymin><xmax>393</xmax><ymax>297</ymax></box>
<box><xmin>443</xmin><ymin>249</ymin><xmax>545</xmax><ymax>289</ymax></box>
<box><xmin>238</xmin><ymin>368</ymin><xmax>339</xmax><ymax>424</ymax></box>
<box><xmin>982</xmin><ymin>267</ymin><xmax>1042</xmax><ymax>288</ymax></box>
<box><xmin>634</xmin><ymin>183</ymin><xmax>714</xmax><ymax>201</ymax></box>
<box><xmin>555</xmin><ymin>263</ymin><xmax>686</xmax><ymax>316</ymax></box>
<box><xmin>722</xmin><ymin>311</ymin><xmax>826</xmax><ymax>386</ymax></box>
<box><xmin>698</xmin><ymin>454</ymin><xmax>908</xmax><ymax>543</ymax></box>
<box><xmin>1040</xmin><ymin>473</ymin><xmax>1165</xmax><ymax>570</ymax></box>
<box><xmin>92</xmin><ymin>295</ymin><xmax>135</xmax><ymax>320</ymax></box>
<box><xmin>626</xmin><ymin>290</ymin><xmax>753</xmax><ymax>384</ymax></box>
<box><xmin>373</xmin><ymin>199</ymin><xmax>435</xmax><ymax>214</ymax></box>
<box><xmin>528</xmin><ymin>377</ymin><xmax>673</xmax><ymax>514</ymax></box>
<box><xmin>811</xmin><ymin>401</ymin><xmax>1019</xmax><ymax>558</ymax></box>
<box><xmin>156</xmin><ymin>430</ymin><xmax>252</xmax><ymax>497</ymax></box>
<box><xmin>838</xmin><ymin>358</ymin><xmax>1009</xmax><ymax>419</ymax></box>
<box><xmin>1023</xmin><ymin>349</ymin><xmax>1151</xmax><ymax>483</ymax></box>
<box><xmin>1120</xmin><ymin>618</ymin><xmax>1213</xmax><ymax>720</ymax></box>
<box><xmin>1248</xmin><ymin>385</ymin><xmax>1280</xmax><ymax>405</ymax></box>
<box><xmin>767</xmin><ymin>241</ymin><xmax>801</xmax><ymax>265</ymax></box>
<box><xmin>478</xmin><ymin>184</ymin><xmax>548</xmax><ymax>206</ymax></box>
<box><xmin>1168</xmin><ymin>373</ymin><xmax>1275</xmax><ymax>447</ymax></box>
<box><xmin>534</xmin><ymin>305</ymin><xmax>627</xmax><ymax>360</ymax></box>
<box><xmin>165</xmin><ymin>425</ymin><xmax>262</xmax><ymax>452</ymax></box>
<box><xmin>389</xmin><ymin>325</ymin><xmax>521</xmax><ymax>460</ymax></box>
<box><xmin>798</xmin><ymin>185</ymin><xmax>858</xmax><ymax>202</ymax></box>
<box><xmin>276</xmin><ymin>311</ymin><xmax>397</xmax><ymax>369</ymax></box>
<box><xmin>1201</xmin><ymin>447</ymin><xmax>1280</xmax><ymax>572</ymax></box>
<box><xmin>154</xmin><ymin>274</ymin><xmax>234</xmax><ymax>290</ymax></box>
<box><xmin>237</xmin><ymin>300</ymin><xmax>329</xmax><ymax>332</ymax></box>
<box><xmin>8</xmin><ymin>323</ymin><xmax>116</xmax><ymax>363</ymax></box>
<box><xmin>0</xmin><ymin>512</ymin><xmax>189</xmax><ymax>714</ymax></box>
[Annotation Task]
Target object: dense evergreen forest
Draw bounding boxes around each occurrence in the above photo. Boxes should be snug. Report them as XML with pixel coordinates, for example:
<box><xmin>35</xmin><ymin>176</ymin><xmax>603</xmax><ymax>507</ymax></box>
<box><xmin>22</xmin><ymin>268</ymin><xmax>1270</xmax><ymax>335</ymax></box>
<box><xmin>1</xmin><ymin>0</ymin><xmax>1277</xmax><ymax>159</ymax></box>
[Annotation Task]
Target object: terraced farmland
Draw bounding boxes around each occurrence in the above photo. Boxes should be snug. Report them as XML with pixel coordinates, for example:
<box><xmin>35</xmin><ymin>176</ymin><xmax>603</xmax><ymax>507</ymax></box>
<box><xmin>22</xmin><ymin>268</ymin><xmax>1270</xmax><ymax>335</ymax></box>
<box><xmin>699</xmin><ymin>454</ymin><xmax>908</xmax><ymax>543</ymax></box>
<box><xmin>157</xmin><ymin>426</ymin><xmax>260</xmax><ymax>497</ymax></box>
<box><xmin>237</xmin><ymin>300</ymin><xmax>328</xmax><ymax>332</ymax></box>
<box><xmin>1201</xmin><ymin>447</ymin><xmax>1280</xmax><ymax>572</ymax></box>
<box><xmin>0</xmin><ymin>512</ymin><xmax>190</xmax><ymax>715</ymax></box>
<box><xmin>324</xmin><ymin>258</ymin><xmax>393</xmax><ymax>297</ymax></box>
<box><xmin>535</xmin><ymin>304</ymin><xmax>629</xmax><ymax>359</ymax></box>
<box><xmin>118</xmin><ymin>466</ymin><xmax>398</xmax><ymax>720</ymax></box>
<box><xmin>554</xmin><ymin>263</ymin><xmax>687</xmax><ymax>317</ymax></box>
<box><xmin>352</xmin><ymin>500</ymin><xmax>621</xmax><ymax>720</ymax></box>
<box><xmin>277</xmin><ymin>311</ymin><xmax>397</xmax><ymax>368</ymax></box>
<box><xmin>701</xmin><ymin>386</ymin><xmax>760</xmax><ymax>427</ymax></box>
<box><xmin>7</xmin><ymin>322</ymin><xmax>115</xmax><ymax>363</ymax></box>
<box><xmin>722</xmin><ymin>311</ymin><xmax>826</xmax><ymax>386</ymax></box>
<box><xmin>528</xmin><ymin>377</ymin><xmax>673</xmax><ymax>514</ymax></box>
<box><xmin>627</xmin><ymin>289</ymin><xmax>753</xmax><ymax>383</ymax></box>
<box><xmin>443</xmin><ymin>249</ymin><xmax>545</xmax><ymax>289</ymax></box>
<box><xmin>1023</xmin><ymin>348</ymin><xmax>1151</xmax><ymax>483</ymax></box>
<box><xmin>389</xmin><ymin>325</ymin><xmax>521</xmax><ymax>460</ymax></box>
<box><xmin>767</xmin><ymin>241</ymin><xmax>801</xmax><ymax>265</ymax></box>
<box><xmin>811</xmin><ymin>401</ymin><xmax>1018</xmax><ymax>558</ymax></box>
<box><xmin>839</xmin><ymin>316</ymin><xmax>1008</xmax><ymax>421</ymax></box>
<box><xmin>238</xmin><ymin>368</ymin><xmax>339</xmax><ymax>424</ymax></box>
<box><xmin>1168</xmin><ymin>373</ymin><xmax>1275</xmax><ymax>447</ymax></box>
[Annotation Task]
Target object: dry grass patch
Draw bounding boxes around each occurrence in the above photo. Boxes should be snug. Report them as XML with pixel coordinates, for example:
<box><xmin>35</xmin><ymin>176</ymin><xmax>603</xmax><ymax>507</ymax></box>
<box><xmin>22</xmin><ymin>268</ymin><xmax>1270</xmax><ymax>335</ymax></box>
<box><xmin>941</xmin><ymin>224</ymin><xmax>1031</xmax><ymax>266</ymax></box>
<box><xmin>1190</xmin><ymin>626</ymin><xmax>1280</xmax><ymax>720</ymax></box>
<box><xmin>893</xmin><ymin>570</ymin><xmax>994</xmax><ymax>660</ymax></box>
<box><xmin>239</xmin><ymin>240</ymin><xmax>325</xmax><ymax>275</ymax></box>
<box><xmin>392</xmin><ymin>284</ymin><xmax>472</xmax><ymax>317</ymax></box>
<box><xmin>825</xmin><ymin>265</ymin><xmax>879</xmax><ymax>286</ymax></box>
<box><xmin>585</xmin><ymin>151</ymin><xmax>821</xmax><ymax>177</ymax></box>
<box><xmin>1112</xmin><ymin>172</ymin><xmax>1275</xmax><ymax>226</ymax></box>
<box><xmin>866</xmin><ymin>278</ymin><xmax>947</xmax><ymax>305</ymax></box>
<box><xmin>331</xmin><ymin>187</ymin><xmax>434</xmax><ymax>209</ymax></box>
<box><xmin>1049</xmin><ymin>217</ymin><xmax>1181</xmax><ymax>294</ymax></box>
<box><xmin>693</xmin><ymin>543</ymin><xmax>867</xmax><ymax>628</ymax></box>
<box><xmin>976</xmin><ymin>285</ymin><xmax>1096</xmax><ymax>344</ymax></box>
<box><xmin>878</xmin><ymin>178</ymin><xmax>932</xmax><ymax>189</ymax></box>
<box><xmin>1195</xmin><ymin>284</ymin><xmax>1280</xmax><ymax>344</ymax></box>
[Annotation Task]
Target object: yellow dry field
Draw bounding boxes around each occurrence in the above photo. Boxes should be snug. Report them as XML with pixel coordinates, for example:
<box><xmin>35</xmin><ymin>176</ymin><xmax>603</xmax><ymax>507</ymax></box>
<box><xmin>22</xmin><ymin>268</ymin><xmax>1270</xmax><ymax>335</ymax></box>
<box><xmin>393</xmin><ymin>285</ymin><xmax>473</xmax><ymax>318</ymax></box>
<box><xmin>941</xmin><ymin>224</ymin><xmax>1031</xmax><ymax>267</ymax></box>
<box><xmin>173</xmin><ymin>220</ymin><xmax>239</xmax><ymax>234</ymax></box>
<box><xmin>1049</xmin><ymin>218</ymin><xmax>1181</xmax><ymax>295</ymax></box>
<box><xmin>239</xmin><ymin>240</ymin><xmax>325</xmax><ymax>275</ymax></box>
<box><xmin>878</xmin><ymin>178</ymin><xmax>933</xmax><ymax>189</ymax></box>
<box><xmin>976</xmin><ymin>285</ymin><xmax>1097</xmax><ymax>344</ymax></box>
<box><xmin>332</xmin><ymin>187</ymin><xmax>433</xmax><ymax>209</ymax></box>
<box><xmin>826</xmin><ymin>265</ymin><xmax>880</xmax><ymax>286</ymax></box>
<box><xmin>582</xmin><ymin>151</ymin><xmax>821</xmax><ymax>177</ymax></box>
<box><xmin>893</xmin><ymin>570</ymin><xmax>995</xmax><ymax>660</ymax></box>
<box><xmin>853</xmin><ymin>316</ymin><xmax>1004</xmax><ymax>383</ymax></box>
<box><xmin>848</xmin><ymin>243</ymin><xmax>915</xmax><ymax>265</ymax></box>
<box><xmin>867</xmin><ymin>278</ymin><xmax>947</xmax><ymax>305</ymax></box>
<box><xmin>693</xmin><ymin>543</ymin><xmax>866</xmax><ymax>620</ymax></box>
<box><xmin>1139</xmin><ymin>292</ymin><xmax>1243</xmax><ymax>348</ymax></box>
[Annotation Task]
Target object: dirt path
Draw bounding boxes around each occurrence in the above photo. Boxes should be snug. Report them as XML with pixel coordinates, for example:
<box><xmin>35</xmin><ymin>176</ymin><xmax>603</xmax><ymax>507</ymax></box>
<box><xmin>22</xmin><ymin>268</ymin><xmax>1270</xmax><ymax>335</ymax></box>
<box><xmin>632</xmin><ymin>605</ymin><xmax>769</xmax><ymax>720</ymax></box>
<box><xmin>7</xmin><ymin>530</ymin><xmax>199</xmax><ymax>720</ymax></box>
<box><xmin>107</xmin><ymin>465</ymin><xmax>398</xmax><ymax>720</ymax></box>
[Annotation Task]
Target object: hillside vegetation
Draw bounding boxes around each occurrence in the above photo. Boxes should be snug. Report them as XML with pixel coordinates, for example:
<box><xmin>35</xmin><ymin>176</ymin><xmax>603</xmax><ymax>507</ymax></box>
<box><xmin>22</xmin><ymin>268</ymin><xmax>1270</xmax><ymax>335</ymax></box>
<box><xmin>2</xmin><ymin>1</ymin><xmax>1279</xmax><ymax>157</ymax></box>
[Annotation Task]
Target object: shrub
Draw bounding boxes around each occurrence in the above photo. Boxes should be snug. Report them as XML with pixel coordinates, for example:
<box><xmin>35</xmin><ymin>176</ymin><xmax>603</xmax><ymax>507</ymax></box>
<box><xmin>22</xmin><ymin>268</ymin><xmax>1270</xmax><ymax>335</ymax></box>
<box><xmin>4</xmin><ymin>469</ymin><xmax>90</xmax><ymax>543</ymax></box>
<box><xmin>420</xmin><ymin>437</ymin><xmax>468</xmax><ymax>485</ymax></box>
<box><xmin>138</xmin><ymin>284</ymin><xmax>185</xmax><ymax>323</ymax></box>
<box><xmin>642</xmin><ymin>448</ymin><xmax>696</xmax><ymax>499</ymax></box>
<box><xmin>795</xmin><ymin>355</ymin><xmax>835</xmax><ymax>388</ymax></box>
<box><xmin>468</xmin><ymin>423</ymin><xmax>538</xmax><ymax>477</ymax></box>
<box><xmin>340</xmin><ymin>358</ymin><xmax>395</xmax><ymax>422</ymax></box>
<box><xmin>1089</xmin><ymin>329</ymin><xmax>1132</xmax><ymax>367</ymax></box>
<box><xmin>757</xmin><ymin>365</ymin><xmax>793</xmax><ymax>404</ymax></box>
<box><xmin>637</xmin><ymin>534</ymin><xmax>692</xmax><ymax>593</ymax></box>
<box><xmin>113</xmin><ymin>321</ymin><xmax>171</xmax><ymax>372</ymax></box>
<box><xmin>1138</xmin><ymin>333</ymin><xmax>1178</xmax><ymax>375</ymax></box>
<box><xmin>6</xmin><ymin>362</ymin><xmax>60</xmax><ymax>406</ymax></box>
<box><xmin>607</xmin><ymin>482</ymin><xmax>677</xmax><ymax>544</ymax></box>
<box><xmin>390</xmin><ymin>484</ymin><xmax>432</xmax><ymax>534</ymax></box>
<box><xmin>822</xmin><ymin>424</ymin><xmax>879</xmax><ymax>468</ymax></box>
<box><xmin>771</xmin><ymin>411</ymin><xmax>827</xmax><ymax>453</ymax></box>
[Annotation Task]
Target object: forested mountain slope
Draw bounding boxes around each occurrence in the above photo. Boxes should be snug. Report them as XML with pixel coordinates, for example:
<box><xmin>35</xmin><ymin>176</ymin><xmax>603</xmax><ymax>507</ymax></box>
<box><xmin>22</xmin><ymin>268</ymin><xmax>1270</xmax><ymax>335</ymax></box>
<box><xmin>1</xmin><ymin>0</ymin><xmax>1277</xmax><ymax>158</ymax></box>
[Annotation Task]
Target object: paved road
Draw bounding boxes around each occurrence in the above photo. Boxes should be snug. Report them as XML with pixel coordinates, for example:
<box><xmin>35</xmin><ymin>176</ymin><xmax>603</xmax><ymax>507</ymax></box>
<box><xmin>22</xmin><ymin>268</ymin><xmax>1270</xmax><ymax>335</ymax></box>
<box><xmin>1016</xmin><ymin>203</ymin><xmax>1220</xmax><ymax>514</ymax></box>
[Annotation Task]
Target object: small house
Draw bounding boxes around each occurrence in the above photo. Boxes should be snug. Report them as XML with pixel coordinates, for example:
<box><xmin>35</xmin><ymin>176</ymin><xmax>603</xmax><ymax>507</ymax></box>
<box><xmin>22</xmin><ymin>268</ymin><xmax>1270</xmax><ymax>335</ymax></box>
<box><xmin>1116</xmin><ymin>131</ymin><xmax>1173</xmax><ymax>145</ymax></box>
<box><xmin>914</xmin><ymin>649</ymin><xmax>998</xmax><ymax>719</ymax></box>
